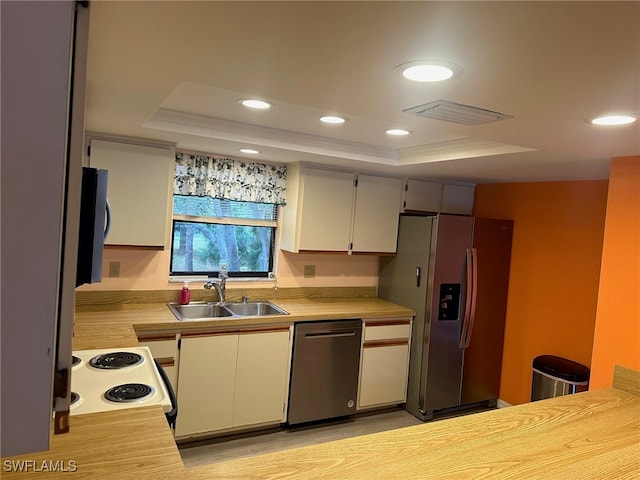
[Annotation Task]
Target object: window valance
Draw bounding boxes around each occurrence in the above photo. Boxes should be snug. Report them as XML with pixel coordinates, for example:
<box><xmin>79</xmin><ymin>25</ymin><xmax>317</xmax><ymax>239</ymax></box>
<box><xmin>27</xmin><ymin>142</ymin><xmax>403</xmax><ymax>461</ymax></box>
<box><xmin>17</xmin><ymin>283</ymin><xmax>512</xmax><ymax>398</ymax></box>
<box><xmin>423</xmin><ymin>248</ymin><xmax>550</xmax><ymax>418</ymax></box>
<box><xmin>174</xmin><ymin>152</ymin><xmax>287</xmax><ymax>205</ymax></box>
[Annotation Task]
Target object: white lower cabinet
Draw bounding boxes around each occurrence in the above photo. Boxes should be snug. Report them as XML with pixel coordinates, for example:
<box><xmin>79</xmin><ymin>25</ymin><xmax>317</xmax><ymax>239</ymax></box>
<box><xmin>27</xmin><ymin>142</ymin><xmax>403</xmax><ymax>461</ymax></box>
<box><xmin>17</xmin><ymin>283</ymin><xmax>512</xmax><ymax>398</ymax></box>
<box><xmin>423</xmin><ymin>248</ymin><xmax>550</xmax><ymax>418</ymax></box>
<box><xmin>357</xmin><ymin>318</ymin><xmax>412</xmax><ymax>410</ymax></box>
<box><xmin>233</xmin><ymin>328</ymin><xmax>292</xmax><ymax>427</ymax></box>
<box><xmin>137</xmin><ymin>333</ymin><xmax>180</xmax><ymax>395</ymax></box>
<box><xmin>175</xmin><ymin>332</ymin><xmax>238</xmax><ymax>437</ymax></box>
<box><xmin>175</xmin><ymin>327</ymin><xmax>292</xmax><ymax>439</ymax></box>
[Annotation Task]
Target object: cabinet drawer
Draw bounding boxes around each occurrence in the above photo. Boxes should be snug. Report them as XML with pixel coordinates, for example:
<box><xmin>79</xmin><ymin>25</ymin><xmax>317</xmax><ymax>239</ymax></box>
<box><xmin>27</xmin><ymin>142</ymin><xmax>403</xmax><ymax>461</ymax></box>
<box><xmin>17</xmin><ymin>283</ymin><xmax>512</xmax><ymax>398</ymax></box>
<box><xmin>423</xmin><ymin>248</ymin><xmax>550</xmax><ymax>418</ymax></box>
<box><xmin>363</xmin><ymin>320</ymin><xmax>411</xmax><ymax>342</ymax></box>
<box><xmin>137</xmin><ymin>335</ymin><xmax>178</xmax><ymax>359</ymax></box>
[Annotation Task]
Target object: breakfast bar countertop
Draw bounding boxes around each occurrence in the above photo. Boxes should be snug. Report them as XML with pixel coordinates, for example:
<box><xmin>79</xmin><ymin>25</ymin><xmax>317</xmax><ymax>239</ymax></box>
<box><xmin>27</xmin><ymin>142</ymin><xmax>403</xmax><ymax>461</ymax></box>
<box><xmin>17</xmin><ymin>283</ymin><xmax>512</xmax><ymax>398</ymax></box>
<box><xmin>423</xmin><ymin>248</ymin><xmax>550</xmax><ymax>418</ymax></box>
<box><xmin>188</xmin><ymin>367</ymin><xmax>640</xmax><ymax>480</ymax></box>
<box><xmin>2</xmin><ymin>367</ymin><xmax>638</xmax><ymax>479</ymax></box>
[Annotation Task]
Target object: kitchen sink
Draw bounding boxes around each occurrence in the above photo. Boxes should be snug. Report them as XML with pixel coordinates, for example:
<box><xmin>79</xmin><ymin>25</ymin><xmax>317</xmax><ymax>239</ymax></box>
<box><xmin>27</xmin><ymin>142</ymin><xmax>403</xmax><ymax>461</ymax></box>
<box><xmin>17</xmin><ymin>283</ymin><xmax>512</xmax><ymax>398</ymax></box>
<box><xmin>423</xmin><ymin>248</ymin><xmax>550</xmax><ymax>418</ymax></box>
<box><xmin>224</xmin><ymin>301</ymin><xmax>288</xmax><ymax>317</ymax></box>
<box><xmin>166</xmin><ymin>301</ymin><xmax>288</xmax><ymax>321</ymax></box>
<box><xmin>167</xmin><ymin>303</ymin><xmax>234</xmax><ymax>320</ymax></box>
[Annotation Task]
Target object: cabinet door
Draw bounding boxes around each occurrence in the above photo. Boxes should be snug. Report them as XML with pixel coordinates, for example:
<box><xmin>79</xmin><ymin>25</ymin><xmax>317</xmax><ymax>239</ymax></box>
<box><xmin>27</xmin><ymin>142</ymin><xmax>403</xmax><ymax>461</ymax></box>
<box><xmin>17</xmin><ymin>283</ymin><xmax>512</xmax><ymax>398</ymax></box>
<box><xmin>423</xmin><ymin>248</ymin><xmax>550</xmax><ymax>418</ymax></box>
<box><xmin>175</xmin><ymin>333</ymin><xmax>238</xmax><ymax>437</ymax></box>
<box><xmin>298</xmin><ymin>168</ymin><xmax>355</xmax><ymax>251</ymax></box>
<box><xmin>441</xmin><ymin>184</ymin><xmax>475</xmax><ymax>215</ymax></box>
<box><xmin>351</xmin><ymin>175</ymin><xmax>403</xmax><ymax>253</ymax></box>
<box><xmin>358</xmin><ymin>318</ymin><xmax>412</xmax><ymax>410</ymax></box>
<box><xmin>404</xmin><ymin>179</ymin><xmax>443</xmax><ymax>213</ymax></box>
<box><xmin>138</xmin><ymin>334</ymin><xmax>179</xmax><ymax>394</ymax></box>
<box><xmin>233</xmin><ymin>328</ymin><xmax>292</xmax><ymax>427</ymax></box>
<box><xmin>88</xmin><ymin>139</ymin><xmax>173</xmax><ymax>248</ymax></box>
<box><xmin>358</xmin><ymin>342</ymin><xmax>410</xmax><ymax>409</ymax></box>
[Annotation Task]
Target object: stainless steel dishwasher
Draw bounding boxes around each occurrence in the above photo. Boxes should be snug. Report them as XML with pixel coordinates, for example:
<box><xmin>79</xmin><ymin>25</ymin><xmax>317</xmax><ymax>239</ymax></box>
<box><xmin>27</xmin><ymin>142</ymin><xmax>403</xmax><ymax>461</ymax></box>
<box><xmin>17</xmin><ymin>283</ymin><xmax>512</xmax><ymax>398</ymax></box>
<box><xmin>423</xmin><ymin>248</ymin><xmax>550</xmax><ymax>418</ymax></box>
<box><xmin>287</xmin><ymin>320</ymin><xmax>362</xmax><ymax>425</ymax></box>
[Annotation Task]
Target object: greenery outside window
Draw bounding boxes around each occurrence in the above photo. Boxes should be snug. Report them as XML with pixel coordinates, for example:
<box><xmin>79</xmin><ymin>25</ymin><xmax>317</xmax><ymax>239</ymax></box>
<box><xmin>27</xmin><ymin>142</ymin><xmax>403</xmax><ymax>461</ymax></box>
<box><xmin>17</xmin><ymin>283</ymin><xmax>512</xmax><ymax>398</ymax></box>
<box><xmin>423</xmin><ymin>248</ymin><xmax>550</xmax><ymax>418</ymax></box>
<box><xmin>170</xmin><ymin>195</ymin><xmax>277</xmax><ymax>278</ymax></box>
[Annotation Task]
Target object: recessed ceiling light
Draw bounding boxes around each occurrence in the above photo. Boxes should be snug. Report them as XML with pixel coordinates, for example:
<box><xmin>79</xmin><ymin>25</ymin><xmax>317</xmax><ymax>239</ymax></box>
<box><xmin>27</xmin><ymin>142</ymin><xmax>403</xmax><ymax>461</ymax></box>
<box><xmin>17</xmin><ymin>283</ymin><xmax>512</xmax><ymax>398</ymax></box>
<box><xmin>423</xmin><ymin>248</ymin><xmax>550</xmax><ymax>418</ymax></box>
<box><xmin>386</xmin><ymin>129</ymin><xmax>411</xmax><ymax>136</ymax></box>
<box><xmin>239</xmin><ymin>148</ymin><xmax>260</xmax><ymax>154</ymax></box>
<box><xmin>320</xmin><ymin>115</ymin><xmax>346</xmax><ymax>124</ymax></box>
<box><xmin>239</xmin><ymin>99</ymin><xmax>272</xmax><ymax>110</ymax></box>
<box><xmin>395</xmin><ymin>60</ymin><xmax>463</xmax><ymax>82</ymax></box>
<box><xmin>589</xmin><ymin>114</ymin><xmax>637</xmax><ymax>126</ymax></box>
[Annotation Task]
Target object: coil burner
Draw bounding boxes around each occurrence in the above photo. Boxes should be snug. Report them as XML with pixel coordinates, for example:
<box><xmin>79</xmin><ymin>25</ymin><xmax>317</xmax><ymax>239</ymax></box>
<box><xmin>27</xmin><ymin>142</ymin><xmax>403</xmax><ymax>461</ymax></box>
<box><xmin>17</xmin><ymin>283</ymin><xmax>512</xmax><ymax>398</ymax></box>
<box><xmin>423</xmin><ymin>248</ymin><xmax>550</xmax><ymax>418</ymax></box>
<box><xmin>89</xmin><ymin>352</ymin><xmax>143</xmax><ymax>370</ymax></box>
<box><xmin>104</xmin><ymin>383</ymin><xmax>155</xmax><ymax>403</ymax></box>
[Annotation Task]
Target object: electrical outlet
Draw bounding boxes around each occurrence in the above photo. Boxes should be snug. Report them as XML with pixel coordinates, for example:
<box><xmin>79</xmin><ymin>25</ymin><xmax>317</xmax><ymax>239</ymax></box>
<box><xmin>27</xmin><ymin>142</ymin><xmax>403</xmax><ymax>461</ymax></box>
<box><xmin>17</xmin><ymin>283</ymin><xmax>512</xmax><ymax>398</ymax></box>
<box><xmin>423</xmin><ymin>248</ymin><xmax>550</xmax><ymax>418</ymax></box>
<box><xmin>303</xmin><ymin>265</ymin><xmax>316</xmax><ymax>278</ymax></box>
<box><xmin>109</xmin><ymin>261</ymin><xmax>120</xmax><ymax>277</ymax></box>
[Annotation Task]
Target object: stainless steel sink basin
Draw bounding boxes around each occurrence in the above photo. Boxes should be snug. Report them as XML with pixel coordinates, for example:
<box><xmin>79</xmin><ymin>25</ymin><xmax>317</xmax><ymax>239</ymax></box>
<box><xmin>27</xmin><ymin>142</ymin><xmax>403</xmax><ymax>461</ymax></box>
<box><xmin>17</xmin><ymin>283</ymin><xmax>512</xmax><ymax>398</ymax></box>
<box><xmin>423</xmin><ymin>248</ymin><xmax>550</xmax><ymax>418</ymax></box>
<box><xmin>224</xmin><ymin>301</ymin><xmax>288</xmax><ymax>317</ymax></box>
<box><xmin>167</xmin><ymin>301</ymin><xmax>288</xmax><ymax>321</ymax></box>
<box><xmin>167</xmin><ymin>303</ymin><xmax>234</xmax><ymax>320</ymax></box>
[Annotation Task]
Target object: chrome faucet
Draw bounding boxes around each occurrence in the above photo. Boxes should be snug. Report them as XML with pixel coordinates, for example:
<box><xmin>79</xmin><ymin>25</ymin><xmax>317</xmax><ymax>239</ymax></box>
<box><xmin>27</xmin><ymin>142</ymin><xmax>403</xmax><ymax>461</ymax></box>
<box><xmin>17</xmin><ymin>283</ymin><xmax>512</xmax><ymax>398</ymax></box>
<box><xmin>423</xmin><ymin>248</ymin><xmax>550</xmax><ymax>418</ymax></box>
<box><xmin>204</xmin><ymin>280</ymin><xmax>225</xmax><ymax>304</ymax></box>
<box><xmin>204</xmin><ymin>264</ymin><xmax>228</xmax><ymax>304</ymax></box>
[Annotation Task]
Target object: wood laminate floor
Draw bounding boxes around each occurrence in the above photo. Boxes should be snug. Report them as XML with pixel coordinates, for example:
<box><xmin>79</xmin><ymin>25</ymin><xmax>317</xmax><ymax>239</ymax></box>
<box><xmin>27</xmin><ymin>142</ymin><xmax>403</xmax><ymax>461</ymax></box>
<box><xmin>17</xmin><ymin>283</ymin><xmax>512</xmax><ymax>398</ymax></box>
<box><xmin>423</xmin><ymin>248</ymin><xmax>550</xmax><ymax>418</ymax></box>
<box><xmin>179</xmin><ymin>408</ymin><xmax>422</xmax><ymax>467</ymax></box>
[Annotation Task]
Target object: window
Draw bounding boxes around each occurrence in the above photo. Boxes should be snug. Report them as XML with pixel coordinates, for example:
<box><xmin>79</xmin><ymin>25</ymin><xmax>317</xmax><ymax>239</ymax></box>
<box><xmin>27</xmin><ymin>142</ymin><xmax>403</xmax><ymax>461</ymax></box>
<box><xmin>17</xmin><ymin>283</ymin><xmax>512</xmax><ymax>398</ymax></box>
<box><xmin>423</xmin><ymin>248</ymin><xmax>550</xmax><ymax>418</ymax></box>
<box><xmin>170</xmin><ymin>195</ymin><xmax>277</xmax><ymax>278</ymax></box>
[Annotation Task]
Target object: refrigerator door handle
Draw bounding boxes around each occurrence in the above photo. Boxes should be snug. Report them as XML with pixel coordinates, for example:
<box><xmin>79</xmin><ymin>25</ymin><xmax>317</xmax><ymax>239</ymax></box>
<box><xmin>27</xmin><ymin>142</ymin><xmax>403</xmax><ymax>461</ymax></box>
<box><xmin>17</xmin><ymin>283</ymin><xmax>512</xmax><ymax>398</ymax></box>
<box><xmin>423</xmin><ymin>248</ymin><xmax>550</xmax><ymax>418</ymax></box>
<box><xmin>463</xmin><ymin>248</ymin><xmax>479</xmax><ymax>348</ymax></box>
<box><xmin>459</xmin><ymin>248</ymin><xmax>474</xmax><ymax>349</ymax></box>
<box><xmin>104</xmin><ymin>198</ymin><xmax>112</xmax><ymax>241</ymax></box>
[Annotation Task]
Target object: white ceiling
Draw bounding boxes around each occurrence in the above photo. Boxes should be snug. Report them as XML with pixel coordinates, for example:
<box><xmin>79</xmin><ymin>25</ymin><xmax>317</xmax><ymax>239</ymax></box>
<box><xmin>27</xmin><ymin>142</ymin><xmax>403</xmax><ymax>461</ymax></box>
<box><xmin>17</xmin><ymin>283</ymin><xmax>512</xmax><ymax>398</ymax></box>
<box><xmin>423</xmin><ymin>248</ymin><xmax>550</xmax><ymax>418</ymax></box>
<box><xmin>84</xmin><ymin>1</ymin><xmax>640</xmax><ymax>184</ymax></box>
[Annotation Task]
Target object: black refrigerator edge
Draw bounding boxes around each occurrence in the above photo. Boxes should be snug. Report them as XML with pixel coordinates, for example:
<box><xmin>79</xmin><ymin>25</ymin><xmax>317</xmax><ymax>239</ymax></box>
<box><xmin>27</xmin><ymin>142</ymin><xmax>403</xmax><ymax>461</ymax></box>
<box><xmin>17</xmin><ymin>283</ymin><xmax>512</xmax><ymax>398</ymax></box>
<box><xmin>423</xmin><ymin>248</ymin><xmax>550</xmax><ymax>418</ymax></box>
<box><xmin>379</xmin><ymin>214</ymin><xmax>513</xmax><ymax>421</ymax></box>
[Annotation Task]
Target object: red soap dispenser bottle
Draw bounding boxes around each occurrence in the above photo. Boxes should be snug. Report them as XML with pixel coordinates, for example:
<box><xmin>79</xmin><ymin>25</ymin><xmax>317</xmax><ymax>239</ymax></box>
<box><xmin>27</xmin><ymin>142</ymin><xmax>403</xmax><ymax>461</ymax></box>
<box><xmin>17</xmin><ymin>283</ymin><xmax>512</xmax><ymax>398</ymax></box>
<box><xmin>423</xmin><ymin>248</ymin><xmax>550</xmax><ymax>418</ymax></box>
<box><xmin>179</xmin><ymin>281</ymin><xmax>191</xmax><ymax>305</ymax></box>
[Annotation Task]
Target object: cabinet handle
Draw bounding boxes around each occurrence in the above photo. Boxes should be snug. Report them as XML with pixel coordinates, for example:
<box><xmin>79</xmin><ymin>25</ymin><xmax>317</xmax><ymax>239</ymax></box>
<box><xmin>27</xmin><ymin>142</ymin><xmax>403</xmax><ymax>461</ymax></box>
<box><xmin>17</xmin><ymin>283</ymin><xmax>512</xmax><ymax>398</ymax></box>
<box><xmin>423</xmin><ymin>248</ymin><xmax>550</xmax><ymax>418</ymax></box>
<box><xmin>155</xmin><ymin>357</ymin><xmax>175</xmax><ymax>368</ymax></box>
<box><xmin>304</xmin><ymin>331</ymin><xmax>357</xmax><ymax>339</ymax></box>
<box><xmin>363</xmin><ymin>339</ymin><xmax>409</xmax><ymax>348</ymax></box>
<box><xmin>239</xmin><ymin>326</ymin><xmax>290</xmax><ymax>335</ymax></box>
<box><xmin>181</xmin><ymin>330</ymin><xmax>238</xmax><ymax>339</ymax></box>
<box><xmin>364</xmin><ymin>320</ymin><xmax>411</xmax><ymax>327</ymax></box>
<box><xmin>137</xmin><ymin>334</ymin><xmax>177</xmax><ymax>342</ymax></box>
<box><xmin>416</xmin><ymin>266</ymin><xmax>421</xmax><ymax>287</ymax></box>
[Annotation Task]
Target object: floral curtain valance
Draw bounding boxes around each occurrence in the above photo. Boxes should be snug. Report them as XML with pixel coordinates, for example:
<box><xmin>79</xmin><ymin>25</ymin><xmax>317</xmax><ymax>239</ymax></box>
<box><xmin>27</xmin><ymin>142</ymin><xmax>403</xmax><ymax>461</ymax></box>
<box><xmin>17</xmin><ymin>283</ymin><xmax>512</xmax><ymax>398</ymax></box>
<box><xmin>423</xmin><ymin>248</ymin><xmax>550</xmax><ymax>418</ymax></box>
<box><xmin>174</xmin><ymin>152</ymin><xmax>287</xmax><ymax>205</ymax></box>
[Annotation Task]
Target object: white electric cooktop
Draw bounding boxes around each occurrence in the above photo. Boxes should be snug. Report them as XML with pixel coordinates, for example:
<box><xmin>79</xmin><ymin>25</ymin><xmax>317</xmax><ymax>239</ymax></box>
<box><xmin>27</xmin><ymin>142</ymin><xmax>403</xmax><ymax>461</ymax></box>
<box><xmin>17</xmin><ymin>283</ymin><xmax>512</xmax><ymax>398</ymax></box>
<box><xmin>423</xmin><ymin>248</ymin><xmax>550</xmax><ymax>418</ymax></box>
<box><xmin>70</xmin><ymin>346</ymin><xmax>171</xmax><ymax>415</ymax></box>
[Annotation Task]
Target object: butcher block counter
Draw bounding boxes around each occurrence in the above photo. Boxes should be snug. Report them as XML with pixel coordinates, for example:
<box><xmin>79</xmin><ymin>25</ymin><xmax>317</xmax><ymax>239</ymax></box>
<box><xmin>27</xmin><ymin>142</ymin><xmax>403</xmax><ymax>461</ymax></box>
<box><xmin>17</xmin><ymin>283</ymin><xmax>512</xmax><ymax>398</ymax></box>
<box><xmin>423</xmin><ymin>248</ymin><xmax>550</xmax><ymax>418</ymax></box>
<box><xmin>189</xmin><ymin>366</ymin><xmax>640</xmax><ymax>480</ymax></box>
<box><xmin>73</xmin><ymin>295</ymin><xmax>416</xmax><ymax>339</ymax></box>
<box><xmin>2</xmin><ymin>291</ymin><xmax>639</xmax><ymax>479</ymax></box>
<box><xmin>3</xmin><ymin>367</ymin><xmax>638</xmax><ymax>479</ymax></box>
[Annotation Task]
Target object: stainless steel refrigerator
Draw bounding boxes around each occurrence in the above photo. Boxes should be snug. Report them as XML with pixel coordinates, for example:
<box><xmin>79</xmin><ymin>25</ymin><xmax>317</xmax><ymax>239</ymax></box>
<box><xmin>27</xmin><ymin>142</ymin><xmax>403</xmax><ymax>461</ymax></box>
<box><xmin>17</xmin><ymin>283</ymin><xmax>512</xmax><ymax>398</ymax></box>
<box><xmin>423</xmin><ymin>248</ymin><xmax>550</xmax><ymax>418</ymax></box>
<box><xmin>379</xmin><ymin>214</ymin><xmax>513</xmax><ymax>421</ymax></box>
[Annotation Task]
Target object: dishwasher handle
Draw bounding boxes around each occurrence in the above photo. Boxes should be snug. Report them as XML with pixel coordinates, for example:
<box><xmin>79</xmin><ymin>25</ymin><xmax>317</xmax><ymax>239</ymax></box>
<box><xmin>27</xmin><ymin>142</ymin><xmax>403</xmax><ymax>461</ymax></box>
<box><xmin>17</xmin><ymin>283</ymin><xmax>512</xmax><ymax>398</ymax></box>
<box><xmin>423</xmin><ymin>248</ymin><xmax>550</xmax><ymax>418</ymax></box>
<box><xmin>304</xmin><ymin>330</ymin><xmax>358</xmax><ymax>339</ymax></box>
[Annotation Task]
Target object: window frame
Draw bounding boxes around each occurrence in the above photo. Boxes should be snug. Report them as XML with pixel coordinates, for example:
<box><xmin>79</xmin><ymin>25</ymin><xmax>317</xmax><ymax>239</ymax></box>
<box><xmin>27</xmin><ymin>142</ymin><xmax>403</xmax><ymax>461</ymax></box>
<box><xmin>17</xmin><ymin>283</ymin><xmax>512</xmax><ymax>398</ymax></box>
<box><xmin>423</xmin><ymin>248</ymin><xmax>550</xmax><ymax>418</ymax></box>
<box><xmin>169</xmin><ymin>202</ymin><xmax>279</xmax><ymax>280</ymax></box>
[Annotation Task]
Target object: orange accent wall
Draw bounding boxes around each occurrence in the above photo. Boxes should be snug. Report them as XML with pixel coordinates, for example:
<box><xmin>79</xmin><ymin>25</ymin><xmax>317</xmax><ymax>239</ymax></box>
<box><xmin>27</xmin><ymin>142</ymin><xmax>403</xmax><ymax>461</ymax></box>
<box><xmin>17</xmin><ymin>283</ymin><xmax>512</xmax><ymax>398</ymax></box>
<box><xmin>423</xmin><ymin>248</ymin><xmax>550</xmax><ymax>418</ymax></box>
<box><xmin>474</xmin><ymin>180</ymin><xmax>608</xmax><ymax>405</ymax></box>
<box><xmin>590</xmin><ymin>156</ymin><xmax>640</xmax><ymax>388</ymax></box>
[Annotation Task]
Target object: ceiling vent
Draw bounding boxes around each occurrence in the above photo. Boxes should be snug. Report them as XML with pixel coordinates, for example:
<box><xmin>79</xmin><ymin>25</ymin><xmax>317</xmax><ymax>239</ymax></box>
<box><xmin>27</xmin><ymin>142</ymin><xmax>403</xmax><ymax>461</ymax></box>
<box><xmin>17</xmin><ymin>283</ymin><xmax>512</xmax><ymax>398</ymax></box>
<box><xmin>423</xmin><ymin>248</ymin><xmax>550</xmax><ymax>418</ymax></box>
<box><xmin>403</xmin><ymin>100</ymin><xmax>513</xmax><ymax>126</ymax></box>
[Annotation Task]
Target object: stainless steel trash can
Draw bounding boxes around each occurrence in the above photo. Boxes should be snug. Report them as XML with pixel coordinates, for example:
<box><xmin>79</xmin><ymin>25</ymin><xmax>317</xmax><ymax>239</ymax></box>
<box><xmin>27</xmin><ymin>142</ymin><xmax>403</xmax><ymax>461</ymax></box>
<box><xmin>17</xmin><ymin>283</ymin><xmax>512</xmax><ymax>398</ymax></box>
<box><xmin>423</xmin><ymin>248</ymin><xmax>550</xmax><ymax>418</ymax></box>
<box><xmin>531</xmin><ymin>355</ymin><xmax>590</xmax><ymax>401</ymax></box>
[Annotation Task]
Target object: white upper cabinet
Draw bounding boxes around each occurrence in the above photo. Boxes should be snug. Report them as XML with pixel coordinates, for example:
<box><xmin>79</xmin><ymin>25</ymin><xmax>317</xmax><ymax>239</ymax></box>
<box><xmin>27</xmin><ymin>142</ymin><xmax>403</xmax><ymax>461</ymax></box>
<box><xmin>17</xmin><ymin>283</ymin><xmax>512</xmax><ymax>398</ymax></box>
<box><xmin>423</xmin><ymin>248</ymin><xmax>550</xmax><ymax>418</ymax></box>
<box><xmin>403</xmin><ymin>179</ymin><xmax>475</xmax><ymax>215</ymax></box>
<box><xmin>282</xmin><ymin>166</ymin><xmax>355</xmax><ymax>252</ymax></box>
<box><xmin>280</xmin><ymin>164</ymin><xmax>403</xmax><ymax>254</ymax></box>
<box><xmin>88</xmin><ymin>138</ymin><xmax>174</xmax><ymax>248</ymax></box>
<box><xmin>441</xmin><ymin>184</ymin><xmax>475</xmax><ymax>215</ymax></box>
<box><xmin>404</xmin><ymin>179</ymin><xmax>443</xmax><ymax>213</ymax></box>
<box><xmin>351</xmin><ymin>175</ymin><xmax>403</xmax><ymax>253</ymax></box>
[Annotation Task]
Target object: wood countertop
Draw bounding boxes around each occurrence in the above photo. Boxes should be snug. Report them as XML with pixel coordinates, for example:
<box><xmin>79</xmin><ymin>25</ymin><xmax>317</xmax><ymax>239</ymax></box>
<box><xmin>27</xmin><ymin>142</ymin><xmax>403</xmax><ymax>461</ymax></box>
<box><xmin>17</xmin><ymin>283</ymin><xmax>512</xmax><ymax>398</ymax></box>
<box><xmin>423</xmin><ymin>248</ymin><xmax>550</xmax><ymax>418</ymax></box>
<box><xmin>4</xmin><ymin>369</ymin><xmax>635</xmax><ymax>479</ymax></box>
<box><xmin>3</xmin><ymin>295</ymin><xmax>638</xmax><ymax>479</ymax></box>
<box><xmin>187</xmin><ymin>368</ymin><xmax>640</xmax><ymax>479</ymax></box>
<box><xmin>1</xmin><ymin>406</ymin><xmax>185</xmax><ymax>479</ymax></box>
<box><xmin>72</xmin><ymin>297</ymin><xmax>416</xmax><ymax>348</ymax></box>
